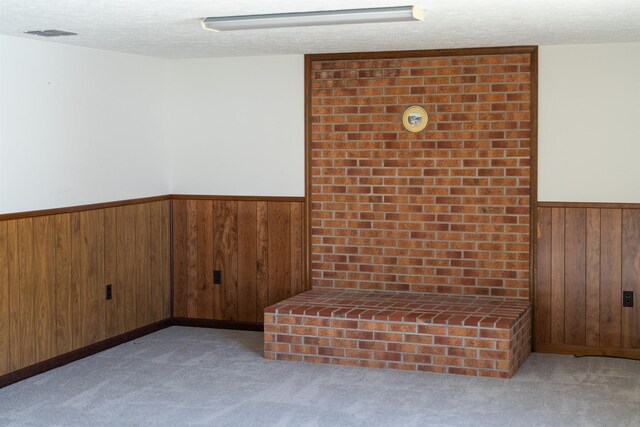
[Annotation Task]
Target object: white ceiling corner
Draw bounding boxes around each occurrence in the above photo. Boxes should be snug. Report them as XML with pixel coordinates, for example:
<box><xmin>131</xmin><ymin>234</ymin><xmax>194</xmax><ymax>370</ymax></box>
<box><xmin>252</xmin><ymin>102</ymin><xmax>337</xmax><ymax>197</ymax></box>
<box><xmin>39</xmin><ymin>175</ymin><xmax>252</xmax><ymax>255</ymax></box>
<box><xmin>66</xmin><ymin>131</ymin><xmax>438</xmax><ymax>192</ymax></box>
<box><xmin>0</xmin><ymin>0</ymin><xmax>639</xmax><ymax>58</ymax></box>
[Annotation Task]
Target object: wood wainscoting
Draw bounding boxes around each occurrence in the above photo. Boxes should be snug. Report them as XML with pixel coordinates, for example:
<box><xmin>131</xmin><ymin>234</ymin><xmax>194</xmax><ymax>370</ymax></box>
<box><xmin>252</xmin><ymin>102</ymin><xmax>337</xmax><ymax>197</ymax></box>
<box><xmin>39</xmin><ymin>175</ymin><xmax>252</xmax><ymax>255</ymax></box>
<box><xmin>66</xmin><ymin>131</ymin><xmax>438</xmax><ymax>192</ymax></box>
<box><xmin>171</xmin><ymin>196</ymin><xmax>307</xmax><ymax>323</ymax></box>
<box><xmin>0</xmin><ymin>199</ymin><xmax>171</xmax><ymax>377</ymax></box>
<box><xmin>536</xmin><ymin>202</ymin><xmax>640</xmax><ymax>358</ymax></box>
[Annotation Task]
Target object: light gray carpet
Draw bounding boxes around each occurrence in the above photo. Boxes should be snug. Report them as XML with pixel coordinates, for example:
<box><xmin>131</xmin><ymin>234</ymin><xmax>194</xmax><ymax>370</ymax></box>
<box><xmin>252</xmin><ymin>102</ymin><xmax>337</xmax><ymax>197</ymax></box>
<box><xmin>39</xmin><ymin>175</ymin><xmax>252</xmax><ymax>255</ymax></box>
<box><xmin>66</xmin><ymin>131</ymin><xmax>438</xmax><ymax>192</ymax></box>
<box><xmin>0</xmin><ymin>327</ymin><xmax>639</xmax><ymax>427</ymax></box>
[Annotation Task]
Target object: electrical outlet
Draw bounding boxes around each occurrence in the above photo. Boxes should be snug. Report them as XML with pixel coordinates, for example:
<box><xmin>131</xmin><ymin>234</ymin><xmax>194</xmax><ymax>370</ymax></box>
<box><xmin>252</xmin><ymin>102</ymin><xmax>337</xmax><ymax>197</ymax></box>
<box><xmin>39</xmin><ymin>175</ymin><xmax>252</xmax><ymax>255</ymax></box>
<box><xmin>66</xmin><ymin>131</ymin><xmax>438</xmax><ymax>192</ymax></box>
<box><xmin>213</xmin><ymin>270</ymin><xmax>222</xmax><ymax>285</ymax></box>
<box><xmin>106</xmin><ymin>284</ymin><xmax>112</xmax><ymax>300</ymax></box>
<box><xmin>623</xmin><ymin>291</ymin><xmax>633</xmax><ymax>308</ymax></box>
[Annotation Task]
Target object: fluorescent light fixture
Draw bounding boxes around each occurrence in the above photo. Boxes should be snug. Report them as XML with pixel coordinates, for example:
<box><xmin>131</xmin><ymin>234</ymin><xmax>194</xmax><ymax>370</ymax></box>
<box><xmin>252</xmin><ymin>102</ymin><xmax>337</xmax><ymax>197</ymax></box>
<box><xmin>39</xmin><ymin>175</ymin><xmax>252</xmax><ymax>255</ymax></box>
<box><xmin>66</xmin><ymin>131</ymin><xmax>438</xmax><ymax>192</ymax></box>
<box><xmin>201</xmin><ymin>5</ymin><xmax>424</xmax><ymax>32</ymax></box>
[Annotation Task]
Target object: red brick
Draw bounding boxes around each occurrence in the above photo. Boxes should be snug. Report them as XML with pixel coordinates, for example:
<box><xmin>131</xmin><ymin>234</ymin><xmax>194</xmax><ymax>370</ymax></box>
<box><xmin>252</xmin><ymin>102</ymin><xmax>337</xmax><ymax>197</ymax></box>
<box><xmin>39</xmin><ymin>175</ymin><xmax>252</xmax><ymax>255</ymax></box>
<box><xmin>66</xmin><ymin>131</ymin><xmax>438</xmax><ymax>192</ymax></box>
<box><xmin>373</xmin><ymin>351</ymin><xmax>402</xmax><ymax>362</ymax></box>
<box><xmin>479</xmin><ymin>328</ymin><xmax>510</xmax><ymax>339</ymax></box>
<box><xmin>375</xmin><ymin>332</ymin><xmax>404</xmax><ymax>342</ymax></box>
<box><xmin>304</xmin><ymin>317</ymin><xmax>331</xmax><ymax>327</ymax></box>
<box><xmin>332</xmin><ymin>338</ymin><xmax>359</xmax><ymax>349</ymax></box>
<box><xmin>433</xmin><ymin>356</ymin><xmax>463</xmax><ymax>367</ymax></box>
<box><xmin>318</xmin><ymin>328</ymin><xmax>344</xmax><ymax>338</ymax></box>
<box><xmin>448</xmin><ymin>326</ymin><xmax>479</xmax><ymax>337</ymax></box>
<box><xmin>434</xmin><ymin>336</ymin><xmax>463</xmax><ymax>346</ymax></box>
<box><xmin>265</xmin><ymin>343</ymin><xmax>290</xmax><ymax>353</ymax></box>
<box><xmin>309</xmin><ymin>54</ymin><xmax>532</xmax><ymax>297</ymax></box>
<box><xmin>276</xmin><ymin>354</ymin><xmax>303</xmax><ymax>362</ymax></box>
<box><xmin>448</xmin><ymin>367</ymin><xmax>478</xmax><ymax>376</ymax></box>
<box><xmin>464</xmin><ymin>338</ymin><xmax>496</xmax><ymax>349</ymax></box>
<box><xmin>389</xmin><ymin>323</ymin><xmax>416</xmax><ymax>333</ymax></box>
<box><xmin>346</xmin><ymin>349</ymin><xmax>373</xmax><ymax>359</ymax></box>
<box><xmin>417</xmin><ymin>345</ymin><xmax>447</xmax><ymax>355</ymax></box>
<box><xmin>291</xmin><ymin>326</ymin><xmax>318</xmax><ymax>336</ymax></box>
<box><xmin>418</xmin><ymin>325</ymin><xmax>446</xmax><ymax>335</ymax></box>
<box><xmin>464</xmin><ymin>358</ymin><xmax>495</xmax><ymax>369</ymax></box>
<box><xmin>402</xmin><ymin>354</ymin><xmax>432</xmax><ymax>364</ymax></box>
<box><xmin>359</xmin><ymin>341</ymin><xmax>386</xmax><ymax>351</ymax></box>
<box><xmin>318</xmin><ymin>347</ymin><xmax>346</xmax><ymax>357</ymax></box>
<box><xmin>304</xmin><ymin>356</ymin><xmax>332</xmax><ymax>364</ymax></box>
<box><xmin>359</xmin><ymin>321</ymin><xmax>387</xmax><ymax>331</ymax></box>
<box><xmin>387</xmin><ymin>343</ymin><xmax>417</xmax><ymax>353</ymax></box>
<box><xmin>404</xmin><ymin>334</ymin><xmax>433</xmax><ymax>344</ymax></box>
<box><xmin>448</xmin><ymin>347</ymin><xmax>478</xmax><ymax>358</ymax></box>
<box><xmin>418</xmin><ymin>365</ymin><xmax>447</xmax><ymax>374</ymax></box>
<box><xmin>270</xmin><ymin>52</ymin><xmax>534</xmax><ymax>379</ymax></box>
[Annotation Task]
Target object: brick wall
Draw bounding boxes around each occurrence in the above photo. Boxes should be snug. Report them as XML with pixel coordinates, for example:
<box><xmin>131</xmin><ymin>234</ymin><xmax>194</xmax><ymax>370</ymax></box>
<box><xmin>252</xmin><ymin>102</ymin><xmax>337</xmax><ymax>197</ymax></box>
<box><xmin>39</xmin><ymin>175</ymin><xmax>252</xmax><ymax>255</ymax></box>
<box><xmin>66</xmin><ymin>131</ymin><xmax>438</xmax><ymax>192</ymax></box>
<box><xmin>310</xmin><ymin>52</ymin><xmax>532</xmax><ymax>299</ymax></box>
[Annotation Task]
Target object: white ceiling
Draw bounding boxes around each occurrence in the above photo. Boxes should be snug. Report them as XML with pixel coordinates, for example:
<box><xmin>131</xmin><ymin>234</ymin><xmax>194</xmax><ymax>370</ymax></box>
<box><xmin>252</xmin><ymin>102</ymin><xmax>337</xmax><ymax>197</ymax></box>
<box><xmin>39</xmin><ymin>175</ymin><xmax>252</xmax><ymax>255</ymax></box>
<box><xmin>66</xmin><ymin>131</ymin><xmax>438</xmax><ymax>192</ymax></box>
<box><xmin>1</xmin><ymin>0</ymin><xmax>639</xmax><ymax>58</ymax></box>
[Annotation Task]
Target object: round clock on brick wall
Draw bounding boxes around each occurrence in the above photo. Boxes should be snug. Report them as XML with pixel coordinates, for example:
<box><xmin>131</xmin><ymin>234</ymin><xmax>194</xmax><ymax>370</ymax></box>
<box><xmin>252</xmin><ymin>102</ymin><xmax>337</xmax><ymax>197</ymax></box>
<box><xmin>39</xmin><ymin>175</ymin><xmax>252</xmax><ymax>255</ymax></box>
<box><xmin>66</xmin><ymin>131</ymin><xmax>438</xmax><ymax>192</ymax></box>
<box><xmin>402</xmin><ymin>106</ymin><xmax>429</xmax><ymax>132</ymax></box>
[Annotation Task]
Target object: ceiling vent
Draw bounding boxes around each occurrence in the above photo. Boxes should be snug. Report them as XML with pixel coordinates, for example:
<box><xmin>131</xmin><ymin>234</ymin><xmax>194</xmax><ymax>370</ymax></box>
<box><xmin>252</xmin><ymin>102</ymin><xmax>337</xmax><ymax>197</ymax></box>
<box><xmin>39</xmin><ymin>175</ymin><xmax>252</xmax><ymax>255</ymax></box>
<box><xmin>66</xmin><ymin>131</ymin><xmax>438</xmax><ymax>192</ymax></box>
<box><xmin>23</xmin><ymin>30</ymin><xmax>78</xmax><ymax>37</ymax></box>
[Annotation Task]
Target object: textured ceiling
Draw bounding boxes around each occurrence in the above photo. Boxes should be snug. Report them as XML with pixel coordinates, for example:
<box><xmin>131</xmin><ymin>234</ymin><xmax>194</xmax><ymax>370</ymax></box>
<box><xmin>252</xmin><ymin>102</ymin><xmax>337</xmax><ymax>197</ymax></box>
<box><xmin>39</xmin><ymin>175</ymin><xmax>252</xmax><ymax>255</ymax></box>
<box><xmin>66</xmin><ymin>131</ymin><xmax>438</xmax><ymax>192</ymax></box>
<box><xmin>1</xmin><ymin>0</ymin><xmax>639</xmax><ymax>58</ymax></box>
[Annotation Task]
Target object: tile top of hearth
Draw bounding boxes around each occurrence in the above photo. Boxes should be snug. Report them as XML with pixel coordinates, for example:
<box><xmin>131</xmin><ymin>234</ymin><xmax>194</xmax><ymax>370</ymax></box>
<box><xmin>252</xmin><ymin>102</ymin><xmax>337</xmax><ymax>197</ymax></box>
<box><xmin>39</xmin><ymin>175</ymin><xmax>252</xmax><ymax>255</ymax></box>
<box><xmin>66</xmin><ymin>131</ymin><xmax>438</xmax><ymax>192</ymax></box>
<box><xmin>265</xmin><ymin>289</ymin><xmax>530</xmax><ymax>328</ymax></box>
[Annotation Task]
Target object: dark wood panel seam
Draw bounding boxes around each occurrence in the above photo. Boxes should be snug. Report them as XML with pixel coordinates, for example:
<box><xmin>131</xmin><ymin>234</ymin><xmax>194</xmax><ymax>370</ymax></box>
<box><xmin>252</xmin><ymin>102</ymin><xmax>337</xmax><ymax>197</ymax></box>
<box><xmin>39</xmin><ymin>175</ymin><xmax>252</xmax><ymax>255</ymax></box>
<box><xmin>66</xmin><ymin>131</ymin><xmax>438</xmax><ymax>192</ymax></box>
<box><xmin>307</xmin><ymin>46</ymin><xmax>537</xmax><ymax>61</ymax></box>
<box><xmin>529</xmin><ymin>47</ymin><xmax>539</xmax><ymax>351</ymax></box>
<box><xmin>539</xmin><ymin>202</ymin><xmax>640</xmax><ymax>209</ymax></box>
<box><xmin>304</xmin><ymin>54</ymin><xmax>313</xmax><ymax>290</ymax></box>
<box><xmin>169</xmin><ymin>200</ymin><xmax>175</xmax><ymax>318</ymax></box>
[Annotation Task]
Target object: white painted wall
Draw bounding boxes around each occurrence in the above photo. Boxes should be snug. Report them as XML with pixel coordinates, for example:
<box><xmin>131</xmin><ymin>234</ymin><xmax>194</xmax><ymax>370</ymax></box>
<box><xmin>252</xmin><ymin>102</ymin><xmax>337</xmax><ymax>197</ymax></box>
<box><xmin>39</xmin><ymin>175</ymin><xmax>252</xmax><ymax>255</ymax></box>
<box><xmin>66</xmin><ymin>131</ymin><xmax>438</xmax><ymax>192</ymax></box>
<box><xmin>1</xmin><ymin>37</ymin><xmax>638</xmax><ymax>213</ymax></box>
<box><xmin>168</xmin><ymin>55</ymin><xmax>304</xmax><ymax>197</ymax></box>
<box><xmin>0</xmin><ymin>35</ymin><xmax>171</xmax><ymax>214</ymax></box>
<box><xmin>539</xmin><ymin>43</ymin><xmax>640</xmax><ymax>203</ymax></box>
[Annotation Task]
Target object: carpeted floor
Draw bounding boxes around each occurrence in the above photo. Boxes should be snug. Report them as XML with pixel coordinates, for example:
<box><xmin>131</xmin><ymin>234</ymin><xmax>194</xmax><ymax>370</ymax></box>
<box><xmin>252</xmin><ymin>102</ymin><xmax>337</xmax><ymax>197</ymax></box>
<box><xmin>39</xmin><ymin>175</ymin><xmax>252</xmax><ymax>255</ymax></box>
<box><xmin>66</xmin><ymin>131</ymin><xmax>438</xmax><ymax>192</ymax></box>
<box><xmin>0</xmin><ymin>326</ymin><xmax>638</xmax><ymax>426</ymax></box>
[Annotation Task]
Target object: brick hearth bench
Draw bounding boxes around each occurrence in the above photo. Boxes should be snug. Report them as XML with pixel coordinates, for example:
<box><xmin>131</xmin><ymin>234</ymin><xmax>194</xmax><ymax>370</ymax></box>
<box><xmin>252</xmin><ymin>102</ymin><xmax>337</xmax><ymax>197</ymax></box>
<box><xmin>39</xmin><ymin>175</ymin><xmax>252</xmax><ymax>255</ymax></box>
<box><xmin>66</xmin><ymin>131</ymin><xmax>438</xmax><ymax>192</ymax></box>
<box><xmin>264</xmin><ymin>290</ymin><xmax>531</xmax><ymax>378</ymax></box>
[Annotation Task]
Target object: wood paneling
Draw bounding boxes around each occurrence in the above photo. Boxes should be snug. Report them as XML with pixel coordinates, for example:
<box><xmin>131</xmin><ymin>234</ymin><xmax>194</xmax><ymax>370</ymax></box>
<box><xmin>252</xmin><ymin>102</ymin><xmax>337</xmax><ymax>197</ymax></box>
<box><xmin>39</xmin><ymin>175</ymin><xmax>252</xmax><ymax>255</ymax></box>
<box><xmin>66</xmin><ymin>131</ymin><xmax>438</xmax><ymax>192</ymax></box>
<box><xmin>17</xmin><ymin>219</ymin><xmax>35</xmax><ymax>368</ymax></box>
<box><xmin>161</xmin><ymin>202</ymin><xmax>171</xmax><ymax>320</ymax></box>
<box><xmin>237</xmin><ymin>202</ymin><xmax>258</xmax><ymax>322</ymax></box>
<box><xmin>535</xmin><ymin>207</ymin><xmax>551</xmax><ymax>345</ymax></box>
<box><xmin>214</xmin><ymin>201</ymin><xmax>238</xmax><ymax>321</ymax></box>
<box><xmin>104</xmin><ymin>208</ymin><xmax>119</xmax><ymax>338</ymax></box>
<box><xmin>536</xmin><ymin>205</ymin><xmax>640</xmax><ymax>358</ymax></box>
<box><xmin>268</xmin><ymin>203</ymin><xmax>291</xmax><ymax>306</ymax></box>
<box><xmin>585</xmin><ymin>209</ymin><xmax>601</xmax><ymax>347</ymax></box>
<box><xmin>54</xmin><ymin>214</ymin><xmax>73</xmax><ymax>355</ymax></box>
<box><xmin>0</xmin><ymin>222</ymin><xmax>9</xmax><ymax>375</ymax></box>
<box><xmin>564</xmin><ymin>208</ymin><xmax>586</xmax><ymax>345</ymax></box>
<box><xmin>172</xmin><ymin>200</ymin><xmax>187</xmax><ymax>318</ymax></box>
<box><xmin>77</xmin><ymin>210</ymin><xmax>106</xmax><ymax>347</ymax></box>
<box><xmin>550</xmin><ymin>208</ymin><xmax>565</xmax><ymax>344</ymax></box>
<box><xmin>172</xmin><ymin>198</ymin><xmax>307</xmax><ymax>322</ymax></box>
<box><xmin>600</xmin><ymin>209</ymin><xmax>622</xmax><ymax>348</ymax></box>
<box><xmin>116</xmin><ymin>206</ymin><xmax>137</xmax><ymax>333</ymax></box>
<box><xmin>186</xmin><ymin>200</ymin><xmax>198</xmax><ymax>318</ymax></box>
<box><xmin>1</xmin><ymin>194</ymin><xmax>300</xmax><ymax>378</ymax></box>
<box><xmin>622</xmin><ymin>210</ymin><xmax>640</xmax><ymax>349</ymax></box>
<box><xmin>7</xmin><ymin>221</ymin><xmax>20</xmax><ymax>371</ymax></box>
<box><xmin>149</xmin><ymin>201</ymin><xmax>165</xmax><ymax>324</ymax></box>
<box><xmin>256</xmin><ymin>202</ymin><xmax>269</xmax><ymax>322</ymax></box>
<box><xmin>0</xmin><ymin>200</ymin><xmax>171</xmax><ymax>378</ymax></box>
<box><xmin>33</xmin><ymin>216</ymin><xmax>56</xmax><ymax>362</ymax></box>
<box><xmin>197</xmin><ymin>201</ymin><xmax>214</xmax><ymax>319</ymax></box>
<box><xmin>135</xmin><ymin>205</ymin><xmax>150</xmax><ymax>328</ymax></box>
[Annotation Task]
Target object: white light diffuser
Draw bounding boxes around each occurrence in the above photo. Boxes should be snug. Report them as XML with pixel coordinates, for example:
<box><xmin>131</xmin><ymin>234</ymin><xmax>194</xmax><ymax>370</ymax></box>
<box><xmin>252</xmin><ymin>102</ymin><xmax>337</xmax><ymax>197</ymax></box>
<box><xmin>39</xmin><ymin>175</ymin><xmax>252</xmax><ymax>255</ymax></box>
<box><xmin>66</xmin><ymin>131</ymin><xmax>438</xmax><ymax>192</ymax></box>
<box><xmin>201</xmin><ymin>6</ymin><xmax>424</xmax><ymax>32</ymax></box>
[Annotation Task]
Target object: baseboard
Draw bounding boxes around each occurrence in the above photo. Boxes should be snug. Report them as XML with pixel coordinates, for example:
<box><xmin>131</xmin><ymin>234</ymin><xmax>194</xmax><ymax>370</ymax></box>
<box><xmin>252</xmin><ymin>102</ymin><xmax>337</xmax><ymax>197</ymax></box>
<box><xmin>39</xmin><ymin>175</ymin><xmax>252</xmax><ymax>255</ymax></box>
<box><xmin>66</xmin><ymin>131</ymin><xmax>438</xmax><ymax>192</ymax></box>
<box><xmin>0</xmin><ymin>318</ymin><xmax>264</xmax><ymax>389</ymax></box>
<box><xmin>535</xmin><ymin>344</ymin><xmax>640</xmax><ymax>360</ymax></box>
<box><xmin>0</xmin><ymin>319</ymin><xmax>172</xmax><ymax>389</ymax></box>
<box><xmin>172</xmin><ymin>317</ymin><xmax>264</xmax><ymax>332</ymax></box>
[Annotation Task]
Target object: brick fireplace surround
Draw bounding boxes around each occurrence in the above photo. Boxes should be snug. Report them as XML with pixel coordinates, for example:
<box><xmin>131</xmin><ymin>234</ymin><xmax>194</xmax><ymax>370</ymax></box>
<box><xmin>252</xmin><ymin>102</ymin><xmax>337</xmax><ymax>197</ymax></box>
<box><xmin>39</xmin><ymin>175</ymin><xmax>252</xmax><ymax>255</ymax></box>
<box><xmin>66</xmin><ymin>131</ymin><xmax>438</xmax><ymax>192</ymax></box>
<box><xmin>265</xmin><ymin>47</ymin><xmax>536</xmax><ymax>378</ymax></box>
